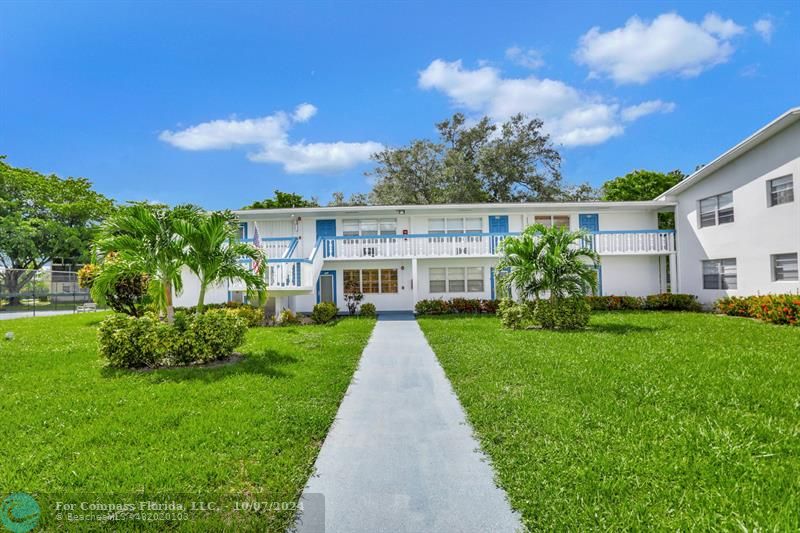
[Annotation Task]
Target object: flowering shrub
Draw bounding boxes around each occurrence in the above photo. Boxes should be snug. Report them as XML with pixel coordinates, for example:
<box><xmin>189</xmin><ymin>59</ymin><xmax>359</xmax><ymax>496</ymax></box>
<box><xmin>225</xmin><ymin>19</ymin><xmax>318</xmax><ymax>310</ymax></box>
<box><xmin>175</xmin><ymin>302</ymin><xmax>263</xmax><ymax>327</ymax></box>
<box><xmin>716</xmin><ymin>295</ymin><xmax>800</xmax><ymax>326</ymax></box>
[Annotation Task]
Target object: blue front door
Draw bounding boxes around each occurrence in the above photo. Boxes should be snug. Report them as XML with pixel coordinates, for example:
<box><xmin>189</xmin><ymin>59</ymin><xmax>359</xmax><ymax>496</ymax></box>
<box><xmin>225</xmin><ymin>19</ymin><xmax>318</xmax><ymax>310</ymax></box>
<box><xmin>489</xmin><ymin>215</ymin><xmax>509</xmax><ymax>233</ymax></box>
<box><xmin>316</xmin><ymin>219</ymin><xmax>336</xmax><ymax>257</ymax></box>
<box><xmin>578</xmin><ymin>213</ymin><xmax>599</xmax><ymax>232</ymax></box>
<box><xmin>317</xmin><ymin>270</ymin><xmax>336</xmax><ymax>305</ymax></box>
<box><xmin>579</xmin><ymin>213</ymin><xmax>601</xmax><ymax>295</ymax></box>
<box><xmin>489</xmin><ymin>215</ymin><xmax>509</xmax><ymax>253</ymax></box>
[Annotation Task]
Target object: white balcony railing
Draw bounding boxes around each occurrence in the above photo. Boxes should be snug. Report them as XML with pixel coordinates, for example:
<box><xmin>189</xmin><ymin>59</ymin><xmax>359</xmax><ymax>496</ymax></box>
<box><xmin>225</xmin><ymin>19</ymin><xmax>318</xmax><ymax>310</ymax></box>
<box><xmin>233</xmin><ymin>231</ymin><xmax>675</xmax><ymax>292</ymax></box>
<box><xmin>241</xmin><ymin>237</ymin><xmax>298</xmax><ymax>260</ymax></box>
<box><xmin>590</xmin><ymin>230</ymin><xmax>676</xmax><ymax>255</ymax></box>
<box><xmin>319</xmin><ymin>230</ymin><xmax>675</xmax><ymax>260</ymax></box>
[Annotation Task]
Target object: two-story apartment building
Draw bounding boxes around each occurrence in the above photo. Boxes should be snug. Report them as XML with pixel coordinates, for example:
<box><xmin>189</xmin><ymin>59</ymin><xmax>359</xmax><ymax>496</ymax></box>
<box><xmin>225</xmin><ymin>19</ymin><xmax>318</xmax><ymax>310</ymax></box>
<box><xmin>174</xmin><ymin>107</ymin><xmax>799</xmax><ymax>313</ymax></box>
<box><xmin>176</xmin><ymin>202</ymin><xmax>677</xmax><ymax>313</ymax></box>
<box><xmin>657</xmin><ymin>107</ymin><xmax>800</xmax><ymax>304</ymax></box>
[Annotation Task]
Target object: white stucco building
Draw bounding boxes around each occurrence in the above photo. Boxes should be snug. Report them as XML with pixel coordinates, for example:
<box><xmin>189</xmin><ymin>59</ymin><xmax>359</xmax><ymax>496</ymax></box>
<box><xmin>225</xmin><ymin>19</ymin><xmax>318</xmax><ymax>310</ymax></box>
<box><xmin>175</xmin><ymin>107</ymin><xmax>799</xmax><ymax>312</ymax></box>
<box><xmin>657</xmin><ymin>107</ymin><xmax>799</xmax><ymax>304</ymax></box>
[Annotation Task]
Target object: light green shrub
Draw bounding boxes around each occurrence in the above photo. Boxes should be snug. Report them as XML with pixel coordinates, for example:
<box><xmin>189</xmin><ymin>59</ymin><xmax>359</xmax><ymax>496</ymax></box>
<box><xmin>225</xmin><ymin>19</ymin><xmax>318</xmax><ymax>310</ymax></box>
<box><xmin>497</xmin><ymin>299</ymin><xmax>535</xmax><ymax>330</ymax></box>
<box><xmin>278</xmin><ymin>308</ymin><xmax>302</xmax><ymax>325</ymax></box>
<box><xmin>97</xmin><ymin>310</ymin><xmax>247</xmax><ymax>368</ymax></box>
<box><xmin>535</xmin><ymin>297</ymin><xmax>591</xmax><ymax>329</ymax></box>
<box><xmin>311</xmin><ymin>302</ymin><xmax>339</xmax><ymax>324</ymax></box>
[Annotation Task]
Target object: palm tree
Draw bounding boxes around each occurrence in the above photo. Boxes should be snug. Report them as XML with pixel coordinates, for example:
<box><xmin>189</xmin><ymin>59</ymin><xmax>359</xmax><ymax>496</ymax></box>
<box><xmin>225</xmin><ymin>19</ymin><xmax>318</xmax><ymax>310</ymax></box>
<box><xmin>175</xmin><ymin>211</ymin><xmax>266</xmax><ymax>313</ymax></box>
<box><xmin>94</xmin><ymin>202</ymin><xmax>201</xmax><ymax>323</ymax></box>
<box><xmin>496</xmin><ymin>223</ymin><xmax>599</xmax><ymax>302</ymax></box>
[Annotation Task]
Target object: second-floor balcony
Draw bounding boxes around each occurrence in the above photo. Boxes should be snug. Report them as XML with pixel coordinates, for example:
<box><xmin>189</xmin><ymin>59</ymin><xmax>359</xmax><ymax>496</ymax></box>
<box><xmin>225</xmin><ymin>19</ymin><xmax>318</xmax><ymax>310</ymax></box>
<box><xmin>315</xmin><ymin>230</ymin><xmax>676</xmax><ymax>260</ymax></box>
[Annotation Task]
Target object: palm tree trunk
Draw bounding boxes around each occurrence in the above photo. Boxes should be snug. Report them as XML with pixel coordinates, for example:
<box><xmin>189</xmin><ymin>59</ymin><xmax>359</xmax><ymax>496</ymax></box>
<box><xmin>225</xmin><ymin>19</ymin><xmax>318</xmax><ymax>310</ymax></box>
<box><xmin>164</xmin><ymin>282</ymin><xmax>174</xmax><ymax>323</ymax></box>
<box><xmin>196</xmin><ymin>282</ymin><xmax>206</xmax><ymax>314</ymax></box>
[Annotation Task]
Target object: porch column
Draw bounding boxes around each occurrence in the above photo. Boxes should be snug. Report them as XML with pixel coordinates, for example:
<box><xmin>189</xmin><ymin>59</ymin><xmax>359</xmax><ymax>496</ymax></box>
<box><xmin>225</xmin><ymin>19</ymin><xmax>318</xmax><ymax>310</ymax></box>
<box><xmin>669</xmin><ymin>254</ymin><xmax>678</xmax><ymax>293</ymax></box>
<box><xmin>274</xmin><ymin>295</ymin><xmax>288</xmax><ymax>321</ymax></box>
<box><xmin>411</xmin><ymin>258</ymin><xmax>419</xmax><ymax>308</ymax></box>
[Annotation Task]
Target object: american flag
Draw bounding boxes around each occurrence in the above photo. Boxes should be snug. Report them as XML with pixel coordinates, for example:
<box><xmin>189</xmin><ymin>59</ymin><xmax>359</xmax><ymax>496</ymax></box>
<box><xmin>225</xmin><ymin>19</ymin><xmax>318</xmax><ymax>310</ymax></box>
<box><xmin>251</xmin><ymin>225</ymin><xmax>263</xmax><ymax>272</ymax></box>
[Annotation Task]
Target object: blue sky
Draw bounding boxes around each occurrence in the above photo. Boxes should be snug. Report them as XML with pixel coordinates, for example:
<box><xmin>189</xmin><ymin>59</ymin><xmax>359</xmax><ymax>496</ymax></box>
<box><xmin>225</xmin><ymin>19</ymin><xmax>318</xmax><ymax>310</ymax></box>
<box><xmin>1</xmin><ymin>1</ymin><xmax>797</xmax><ymax>209</ymax></box>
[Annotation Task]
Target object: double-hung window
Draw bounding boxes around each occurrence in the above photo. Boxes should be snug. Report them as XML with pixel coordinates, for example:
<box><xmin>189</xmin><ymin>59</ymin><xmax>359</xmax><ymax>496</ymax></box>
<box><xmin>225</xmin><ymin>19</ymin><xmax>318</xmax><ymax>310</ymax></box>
<box><xmin>429</xmin><ymin>267</ymin><xmax>484</xmax><ymax>293</ymax></box>
<box><xmin>772</xmin><ymin>253</ymin><xmax>799</xmax><ymax>281</ymax></box>
<box><xmin>702</xmin><ymin>258</ymin><xmax>737</xmax><ymax>289</ymax></box>
<box><xmin>533</xmin><ymin>215</ymin><xmax>570</xmax><ymax>228</ymax></box>
<box><xmin>427</xmin><ymin>217</ymin><xmax>483</xmax><ymax>234</ymax></box>
<box><xmin>342</xmin><ymin>218</ymin><xmax>397</xmax><ymax>236</ymax></box>
<box><xmin>699</xmin><ymin>192</ymin><xmax>734</xmax><ymax>227</ymax></box>
<box><xmin>768</xmin><ymin>175</ymin><xmax>794</xmax><ymax>207</ymax></box>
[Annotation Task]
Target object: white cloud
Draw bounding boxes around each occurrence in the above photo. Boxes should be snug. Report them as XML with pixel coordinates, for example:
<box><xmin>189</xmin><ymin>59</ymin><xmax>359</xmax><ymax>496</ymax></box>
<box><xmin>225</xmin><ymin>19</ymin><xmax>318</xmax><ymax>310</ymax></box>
<box><xmin>701</xmin><ymin>13</ymin><xmax>745</xmax><ymax>39</ymax></box>
<box><xmin>159</xmin><ymin>104</ymin><xmax>382</xmax><ymax>174</ymax></box>
<box><xmin>754</xmin><ymin>18</ymin><xmax>774</xmax><ymax>43</ymax></box>
<box><xmin>505</xmin><ymin>46</ymin><xmax>545</xmax><ymax>69</ymax></box>
<box><xmin>418</xmin><ymin>59</ymin><xmax>674</xmax><ymax>146</ymax></box>
<box><xmin>621</xmin><ymin>100</ymin><xmax>676</xmax><ymax>122</ymax></box>
<box><xmin>575</xmin><ymin>13</ymin><xmax>743</xmax><ymax>84</ymax></box>
<box><xmin>292</xmin><ymin>103</ymin><xmax>317</xmax><ymax>122</ymax></box>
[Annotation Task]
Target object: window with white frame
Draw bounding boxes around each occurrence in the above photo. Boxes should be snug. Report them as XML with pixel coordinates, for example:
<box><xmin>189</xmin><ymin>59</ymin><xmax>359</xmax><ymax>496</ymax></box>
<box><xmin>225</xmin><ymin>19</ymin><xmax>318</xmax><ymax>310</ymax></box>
<box><xmin>429</xmin><ymin>267</ymin><xmax>484</xmax><ymax>293</ymax></box>
<box><xmin>702</xmin><ymin>258</ymin><xmax>737</xmax><ymax>289</ymax></box>
<box><xmin>698</xmin><ymin>192</ymin><xmax>734</xmax><ymax>227</ymax></box>
<box><xmin>237</xmin><ymin>223</ymin><xmax>247</xmax><ymax>241</ymax></box>
<box><xmin>772</xmin><ymin>253</ymin><xmax>798</xmax><ymax>281</ymax></box>
<box><xmin>532</xmin><ymin>215</ymin><xmax>570</xmax><ymax>228</ymax></box>
<box><xmin>768</xmin><ymin>175</ymin><xmax>794</xmax><ymax>207</ymax></box>
<box><xmin>428</xmin><ymin>217</ymin><xmax>482</xmax><ymax>234</ymax></box>
<box><xmin>343</xmin><ymin>269</ymin><xmax>398</xmax><ymax>294</ymax></box>
<box><xmin>342</xmin><ymin>218</ymin><xmax>397</xmax><ymax>236</ymax></box>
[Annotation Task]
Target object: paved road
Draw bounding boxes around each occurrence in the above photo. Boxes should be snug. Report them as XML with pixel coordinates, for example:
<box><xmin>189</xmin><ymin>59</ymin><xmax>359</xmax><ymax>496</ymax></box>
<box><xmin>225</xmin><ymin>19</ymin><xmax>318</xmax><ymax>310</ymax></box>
<box><xmin>0</xmin><ymin>310</ymin><xmax>77</xmax><ymax>320</ymax></box>
<box><xmin>295</xmin><ymin>313</ymin><xmax>522</xmax><ymax>533</ymax></box>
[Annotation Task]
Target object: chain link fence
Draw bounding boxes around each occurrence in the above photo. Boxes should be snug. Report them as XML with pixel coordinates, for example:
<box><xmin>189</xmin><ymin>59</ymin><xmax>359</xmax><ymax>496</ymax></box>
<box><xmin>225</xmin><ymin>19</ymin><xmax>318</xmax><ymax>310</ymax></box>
<box><xmin>0</xmin><ymin>267</ymin><xmax>104</xmax><ymax>317</ymax></box>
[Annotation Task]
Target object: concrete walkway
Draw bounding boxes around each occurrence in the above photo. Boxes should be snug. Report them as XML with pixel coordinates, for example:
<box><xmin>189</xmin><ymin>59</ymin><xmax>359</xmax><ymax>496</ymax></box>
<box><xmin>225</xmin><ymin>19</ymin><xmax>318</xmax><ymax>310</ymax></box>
<box><xmin>295</xmin><ymin>313</ymin><xmax>522</xmax><ymax>533</ymax></box>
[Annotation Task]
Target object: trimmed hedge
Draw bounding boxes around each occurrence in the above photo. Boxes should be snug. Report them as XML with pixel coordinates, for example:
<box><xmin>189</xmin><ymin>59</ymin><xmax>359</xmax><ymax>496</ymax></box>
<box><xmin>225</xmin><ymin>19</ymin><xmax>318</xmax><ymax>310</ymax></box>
<box><xmin>415</xmin><ymin>298</ymin><xmax>500</xmax><ymax>316</ymax></box>
<box><xmin>175</xmin><ymin>302</ymin><xmax>263</xmax><ymax>327</ymax></box>
<box><xmin>586</xmin><ymin>293</ymin><xmax>701</xmax><ymax>312</ymax></box>
<box><xmin>716</xmin><ymin>294</ymin><xmax>800</xmax><ymax>326</ymax></box>
<box><xmin>98</xmin><ymin>309</ymin><xmax>247</xmax><ymax>368</ymax></box>
<box><xmin>311</xmin><ymin>302</ymin><xmax>338</xmax><ymax>324</ymax></box>
<box><xmin>418</xmin><ymin>294</ymin><xmax>701</xmax><ymax>316</ymax></box>
<box><xmin>534</xmin><ymin>297</ymin><xmax>591</xmax><ymax>329</ymax></box>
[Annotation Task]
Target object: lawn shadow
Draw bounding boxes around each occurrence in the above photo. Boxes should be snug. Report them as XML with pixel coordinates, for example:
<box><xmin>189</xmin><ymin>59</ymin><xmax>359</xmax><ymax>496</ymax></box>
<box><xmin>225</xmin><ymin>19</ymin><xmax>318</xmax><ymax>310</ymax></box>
<box><xmin>101</xmin><ymin>349</ymin><xmax>300</xmax><ymax>383</ymax></box>
<box><xmin>584</xmin><ymin>323</ymin><xmax>664</xmax><ymax>335</ymax></box>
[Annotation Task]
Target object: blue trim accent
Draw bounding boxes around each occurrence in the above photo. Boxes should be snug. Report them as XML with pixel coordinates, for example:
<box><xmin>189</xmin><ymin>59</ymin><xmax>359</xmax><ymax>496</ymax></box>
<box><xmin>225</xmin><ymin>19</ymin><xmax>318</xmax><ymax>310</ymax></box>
<box><xmin>239</xmin><ymin>223</ymin><xmax>248</xmax><ymax>241</ymax></box>
<box><xmin>317</xmin><ymin>270</ymin><xmax>337</xmax><ymax>305</ymax></box>
<box><xmin>284</xmin><ymin>238</ymin><xmax>299</xmax><ymax>258</ymax></box>
<box><xmin>240</xmin><ymin>236</ymin><xmax>296</xmax><ymax>243</ymax></box>
<box><xmin>321</xmin><ymin>231</ymin><xmax>521</xmax><ymax>240</ymax></box>
<box><xmin>597</xmin><ymin>263</ymin><xmax>603</xmax><ymax>296</ymax></box>
<box><xmin>490</xmin><ymin>267</ymin><xmax>495</xmax><ymax>300</ymax></box>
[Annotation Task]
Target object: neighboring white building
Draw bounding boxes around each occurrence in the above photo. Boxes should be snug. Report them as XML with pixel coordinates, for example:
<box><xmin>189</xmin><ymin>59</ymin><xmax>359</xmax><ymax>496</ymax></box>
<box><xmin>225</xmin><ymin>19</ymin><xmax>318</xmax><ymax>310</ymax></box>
<box><xmin>175</xmin><ymin>107</ymin><xmax>799</xmax><ymax>313</ymax></box>
<box><xmin>657</xmin><ymin>107</ymin><xmax>800</xmax><ymax>304</ymax></box>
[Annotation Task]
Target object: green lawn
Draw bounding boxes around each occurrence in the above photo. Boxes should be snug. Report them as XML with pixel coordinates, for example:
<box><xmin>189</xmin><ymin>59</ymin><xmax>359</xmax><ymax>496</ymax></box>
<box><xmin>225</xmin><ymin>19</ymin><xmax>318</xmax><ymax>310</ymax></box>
<box><xmin>0</xmin><ymin>313</ymin><xmax>375</xmax><ymax>531</ymax></box>
<box><xmin>418</xmin><ymin>312</ymin><xmax>800</xmax><ymax>531</ymax></box>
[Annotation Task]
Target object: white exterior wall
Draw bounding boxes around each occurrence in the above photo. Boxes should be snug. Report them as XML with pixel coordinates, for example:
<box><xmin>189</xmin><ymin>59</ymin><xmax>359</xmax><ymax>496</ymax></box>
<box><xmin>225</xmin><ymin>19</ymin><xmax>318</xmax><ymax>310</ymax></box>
<box><xmin>600</xmin><ymin>255</ymin><xmax>665</xmax><ymax>296</ymax></box>
<box><xmin>674</xmin><ymin>121</ymin><xmax>800</xmax><ymax>304</ymax></box>
<box><xmin>173</xmin><ymin>266</ymin><xmax>228</xmax><ymax>308</ymax></box>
